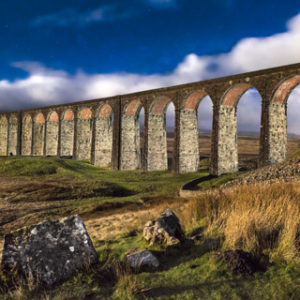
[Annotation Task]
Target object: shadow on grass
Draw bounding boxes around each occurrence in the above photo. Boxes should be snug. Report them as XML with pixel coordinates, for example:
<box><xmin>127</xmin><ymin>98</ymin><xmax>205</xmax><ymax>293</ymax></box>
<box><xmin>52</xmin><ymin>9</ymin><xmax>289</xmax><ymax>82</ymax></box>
<box><xmin>182</xmin><ymin>175</ymin><xmax>218</xmax><ymax>191</ymax></box>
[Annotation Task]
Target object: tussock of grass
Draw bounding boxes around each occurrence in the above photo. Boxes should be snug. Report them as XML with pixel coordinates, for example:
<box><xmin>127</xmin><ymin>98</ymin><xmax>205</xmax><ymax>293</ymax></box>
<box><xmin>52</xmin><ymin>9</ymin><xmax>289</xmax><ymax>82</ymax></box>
<box><xmin>183</xmin><ymin>183</ymin><xmax>300</xmax><ymax>260</ymax></box>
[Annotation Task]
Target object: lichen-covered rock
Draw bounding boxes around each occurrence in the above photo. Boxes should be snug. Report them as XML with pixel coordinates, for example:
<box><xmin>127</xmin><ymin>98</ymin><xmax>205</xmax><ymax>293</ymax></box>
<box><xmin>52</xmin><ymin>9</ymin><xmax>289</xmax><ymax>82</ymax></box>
<box><xmin>143</xmin><ymin>208</ymin><xmax>185</xmax><ymax>246</ymax></box>
<box><xmin>126</xmin><ymin>250</ymin><xmax>159</xmax><ymax>272</ymax></box>
<box><xmin>1</xmin><ymin>215</ymin><xmax>98</xmax><ymax>286</ymax></box>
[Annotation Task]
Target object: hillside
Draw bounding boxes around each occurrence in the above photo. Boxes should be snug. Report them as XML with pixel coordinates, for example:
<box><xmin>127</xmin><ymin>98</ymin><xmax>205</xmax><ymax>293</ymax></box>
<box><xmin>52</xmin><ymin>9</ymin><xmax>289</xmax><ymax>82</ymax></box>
<box><xmin>0</xmin><ymin>154</ymin><xmax>299</xmax><ymax>299</ymax></box>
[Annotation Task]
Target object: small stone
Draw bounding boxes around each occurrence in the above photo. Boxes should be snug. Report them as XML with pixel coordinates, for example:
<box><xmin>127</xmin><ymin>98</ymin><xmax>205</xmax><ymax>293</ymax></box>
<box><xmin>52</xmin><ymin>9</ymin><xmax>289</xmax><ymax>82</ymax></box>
<box><xmin>126</xmin><ymin>250</ymin><xmax>159</xmax><ymax>272</ymax></box>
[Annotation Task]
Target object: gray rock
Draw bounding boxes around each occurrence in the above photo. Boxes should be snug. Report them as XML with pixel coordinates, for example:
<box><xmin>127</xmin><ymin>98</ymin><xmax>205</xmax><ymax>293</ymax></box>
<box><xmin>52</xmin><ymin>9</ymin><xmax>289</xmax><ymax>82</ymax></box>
<box><xmin>143</xmin><ymin>208</ymin><xmax>185</xmax><ymax>246</ymax></box>
<box><xmin>1</xmin><ymin>215</ymin><xmax>98</xmax><ymax>286</ymax></box>
<box><xmin>126</xmin><ymin>250</ymin><xmax>159</xmax><ymax>272</ymax></box>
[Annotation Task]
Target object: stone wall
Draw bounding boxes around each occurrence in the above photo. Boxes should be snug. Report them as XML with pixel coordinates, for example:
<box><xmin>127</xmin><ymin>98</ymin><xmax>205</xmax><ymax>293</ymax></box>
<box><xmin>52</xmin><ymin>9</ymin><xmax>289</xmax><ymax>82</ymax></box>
<box><xmin>120</xmin><ymin>115</ymin><xmax>141</xmax><ymax>170</ymax></box>
<box><xmin>147</xmin><ymin>113</ymin><xmax>168</xmax><ymax>171</ymax></box>
<box><xmin>46</xmin><ymin>115</ymin><xmax>59</xmax><ymax>156</ymax></box>
<box><xmin>0</xmin><ymin>115</ymin><xmax>8</xmax><ymax>155</ymax></box>
<box><xmin>21</xmin><ymin>115</ymin><xmax>32</xmax><ymax>156</ymax></box>
<box><xmin>268</xmin><ymin>102</ymin><xmax>287</xmax><ymax>163</ymax></box>
<box><xmin>179</xmin><ymin>109</ymin><xmax>199</xmax><ymax>173</ymax></box>
<box><xmin>94</xmin><ymin>116</ymin><xmax>113</xmax><ymax>167</ymax></box>
<box><xmin>75</xmin><ymin>118</ymin><xmax>93</xmax><ymax>160</ymax></box>
<box><xmin>217</xmin><ymin>105</ymin><xmax>238</xmax><ymax>175</ymax></box>
<box><xmin>8</xmin><ymin>114</ymin><xmax>18</xmax><ymax>155</ymax></box>
<box><xmin>33</xmin><ymin>121</ymin><xmax>45</xmax><ymax>156</ymax></box>
<box><xmin>60</xmin><ymin>119</ymin><xmax>74</xmax><ymax>157</ymax></box>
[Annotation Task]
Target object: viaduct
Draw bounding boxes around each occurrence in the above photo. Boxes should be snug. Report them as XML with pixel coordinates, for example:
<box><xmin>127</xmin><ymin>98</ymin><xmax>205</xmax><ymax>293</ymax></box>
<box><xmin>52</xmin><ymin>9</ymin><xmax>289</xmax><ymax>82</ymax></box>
<box><xmin>0</xmin><ymin>63</ymin><xmax>300</xmax><ymax>175</ymax></box>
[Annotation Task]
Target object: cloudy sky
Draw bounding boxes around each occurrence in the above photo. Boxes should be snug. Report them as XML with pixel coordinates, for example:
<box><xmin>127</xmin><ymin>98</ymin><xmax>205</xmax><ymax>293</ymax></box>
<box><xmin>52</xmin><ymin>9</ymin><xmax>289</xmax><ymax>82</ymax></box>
<box><xmin>1</xmin><ymin>0</ymin><xmax>300</xmax><ymax>134</ymax></box>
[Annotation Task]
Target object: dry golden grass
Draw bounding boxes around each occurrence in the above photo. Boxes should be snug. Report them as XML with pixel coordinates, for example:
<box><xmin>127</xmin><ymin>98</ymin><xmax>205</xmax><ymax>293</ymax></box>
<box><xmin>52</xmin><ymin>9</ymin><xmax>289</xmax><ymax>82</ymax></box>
<box><xmin>182</xmin><ymin>182</ymin><xmax>300</xmax><ymax>261</ymax></box>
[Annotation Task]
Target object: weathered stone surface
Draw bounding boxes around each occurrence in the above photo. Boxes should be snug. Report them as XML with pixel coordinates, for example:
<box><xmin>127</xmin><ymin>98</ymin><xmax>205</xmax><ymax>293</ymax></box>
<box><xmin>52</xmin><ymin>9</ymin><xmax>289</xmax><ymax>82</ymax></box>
<box><xmin>126</xmin><ymin>250</ymin><xmax>159</xmax><ymax>272</ymax></box>
<box><xmin>33</xmin><ymin>120</ymin><xmax>45</xmax><ymax>156</ymax></box>
<box><xmin>76</xmin><ymin>118</ymin><xmax>93</xmax><ymax>160</ymax></box>
<box><xmin>120</xmin><ymin>115</ymin><xmax>141</xmax><ymax>170</ymax></box>
<box><xmin>7</xmin><ymin>114</ymin><xmax>18</xmax><ymax>156</ymax></box>
<box><xmin>46</xmin><ymin>114</ymin><xmax>59</xmax><ymax>156</ymax></box>
<box><xmin>143</xmin><ymin>208</ymin><xmax>185</xmax><ymax>246</ymax></box>
<box><xmin>0</xmin><ymin>115</ymin><xmax>8</xmax><ymax>155</ymax></box>
<box><xmin>217</xmin><ymin>105</ymin><xmax>238</xmax><ymax>175</ymax></box>
<box><xmin>268</xmin><ymin>102</ymin><xmax>287</xmax><ymax>164</ymax></box>
<box><xmin>94</xmin><ymin>116</ymin><xmax>113</xmax><ymax>167</ymax></box>
<box><xmin>179</xmin><ymin>109</ymin><xmax>199</xmax><ymax>173</ymax></box>
<box><xmin>60</xmin><ymin>119</ymin><xmax>74</xmax><ymax>157</ymax></box>
<box><xmin>21</xmin><ymin>114</ymin><xmax>32</xmax><ymax>156</ymax></box>
<box><xmin>148</xmin><ymin>113</ymin><xmax>168</xmax><ymax>171</ymax></box>
<box><xmin>1</xmin><ymin>215</ymin><xmax>98</xmax><ymax>286</ymax></box>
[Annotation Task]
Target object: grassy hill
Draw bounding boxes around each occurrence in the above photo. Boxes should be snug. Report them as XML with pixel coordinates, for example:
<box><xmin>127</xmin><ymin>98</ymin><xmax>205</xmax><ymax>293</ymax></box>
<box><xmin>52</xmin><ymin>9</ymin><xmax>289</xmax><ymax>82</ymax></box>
<box><xmin>0</xmin><ymin>157</ymin><xmax>299</xmax><ymax>299</ymax></box>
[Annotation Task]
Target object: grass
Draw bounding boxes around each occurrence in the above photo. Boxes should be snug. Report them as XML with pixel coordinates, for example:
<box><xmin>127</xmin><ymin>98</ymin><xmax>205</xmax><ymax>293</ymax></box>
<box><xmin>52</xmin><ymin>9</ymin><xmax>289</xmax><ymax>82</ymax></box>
<box><xmin>0</xmin><ymin>157</ymin><xmax>299</xmax><ymax>299</ymax></box>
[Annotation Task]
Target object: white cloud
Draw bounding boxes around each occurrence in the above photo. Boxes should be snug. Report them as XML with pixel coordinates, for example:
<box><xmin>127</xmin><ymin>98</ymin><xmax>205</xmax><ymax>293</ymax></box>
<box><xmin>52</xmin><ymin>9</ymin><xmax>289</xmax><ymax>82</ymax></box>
<box><xmin>2</xmin><ymin>13</ymin><xmax>300</xmax><ymax>133</ymax></box>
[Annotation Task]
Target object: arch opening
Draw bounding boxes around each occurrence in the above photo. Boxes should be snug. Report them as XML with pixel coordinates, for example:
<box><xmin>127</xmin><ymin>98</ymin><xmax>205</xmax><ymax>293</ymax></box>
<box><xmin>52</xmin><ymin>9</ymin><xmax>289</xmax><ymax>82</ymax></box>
<box><xmin>76</xmin><ymin>107</ymin><xmax>93</xmax><ymax>160</ymax></box>
<box><xmin>148</xmin><ymin>96</ymin><xmax>174</xmax><ymax>171</ymax></box>
<box><xmin>60</xmin><ymin>109</ymin><xmax>74</xmax><ymax>157</ymax></box>
<box><xmin>0</xmin><ymin>115</ymin><xmax>8</xmax><ymax>156</ymax></box>
<box><xmin>268</xmin><ymin>75</ymin><xmax>300</xmax><ymax>164</ymax></box>
<box><xmin>120</xmin><ymin>100</ymin><xmax>144</xmax><ymax>170</ymax></box>
<box><xmin>22</xmin><ymin>114</ymin><xmax>32</xmax><ymax>156</ymax></box>
<box><xmin>33</xmin><ymin>113</ymin><xmax>45</xmax><ymax>156</ymax></box>
<box><xmin>217</xmin><ymin>84</ymin><xmax>261</xmax><ymax>175</ymax></box>
<box><xmin>94</xmin><ymin>104</ymin><xmax>114</xmax><ymax>167</ymax></box>
<box><xmin>46</xmin><ymin>111</ymin><xmax>59</xmax><ymax>156</ymax></box>
<box><xmin>179</xmin><ymin>90</ymin><xmax>212</xmax><ymax>173</ymax></box>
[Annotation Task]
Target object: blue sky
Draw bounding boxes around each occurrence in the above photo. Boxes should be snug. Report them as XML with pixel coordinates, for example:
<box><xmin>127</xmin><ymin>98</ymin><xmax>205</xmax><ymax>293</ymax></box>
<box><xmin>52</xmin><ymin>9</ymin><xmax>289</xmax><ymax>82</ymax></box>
<box><xmin>1</xmin><ymin>0</ymin><xmax>300</xmax><ymax>133</ymax></box>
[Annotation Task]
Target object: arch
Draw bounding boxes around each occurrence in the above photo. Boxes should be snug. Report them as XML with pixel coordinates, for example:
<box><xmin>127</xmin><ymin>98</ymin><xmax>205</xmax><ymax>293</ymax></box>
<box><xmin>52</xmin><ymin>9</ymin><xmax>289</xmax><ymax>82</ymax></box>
<box><xmin>76</xmin><ymin>107</ymin><xmax>93</xmax><ymax>160</ymax></box>
<box><xmin>46</xmin><ymin>111</ymin><xmax>59</xmax><ymax>156</ymax></box>
<box><xmin>63</xmin><ymin>109</ymin><xmax>74</xmax><ymax>121</ymax></box>
<box><xmin>268</xmin><ymin>75</ymin><xmax>300</xmax><ymax>164</ymax></box>
<box><xmin>33</xmin><ymin>112</ymin><xmax>45</xmax><ymax>156</ymax></box>
<box><xmin>148</xmin><ymin>96</ymin><xmax>173</xmax><ymax>171</ymax></box>
<box><xmin>121</xmin><ymin>99</ymin><xmax>144</xmax><ymax>170</ymax></box>
<box><xmin>8</xmin><ymin>114</ymin><xmax>18</xmax><ymax>156</ymax></box>
<box><xmin>150</xmin><ymin>96</ymin><xmax>172</xmax><ymax>114</ymax></box>
<box><xmin>216</xmin><ymin>85</ymin><xmax>262</xmax><ymax>175</ymax></box>
<box><xmin>0</xmin><ymin>115</ymin><xmax>8</xmax><ymax>155</ymax></box>
<box><xmin>221</xmin><ymin>83</ymin><xmax>253</xmax><ymax>106</ymax></box>
<box><xmin>94</xmin><ymin>104</ymin><xmax>114</xmax><ymax>167</ymax></box>
<box><xmin>60</xmin><ymin>109</ymin><xmax>74</xmax><ymax>157</ymax></box>
<box><xmin>179</xmin><ymin>90</ymin><xmax>210</xmax><ymax>173</ymax></box>
<box><xmin>21</xmin><ymin>114</ymin><xmax>32</xmax><ymax>156</ymax></box>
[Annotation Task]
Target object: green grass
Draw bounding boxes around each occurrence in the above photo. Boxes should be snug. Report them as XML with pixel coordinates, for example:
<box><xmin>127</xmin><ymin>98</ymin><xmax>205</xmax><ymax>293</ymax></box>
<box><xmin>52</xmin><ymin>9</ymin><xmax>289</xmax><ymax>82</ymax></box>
<box><xmin>197</xmin><ymin>173</ymin><xmax>236</xmax><ymax>189</ymax></box>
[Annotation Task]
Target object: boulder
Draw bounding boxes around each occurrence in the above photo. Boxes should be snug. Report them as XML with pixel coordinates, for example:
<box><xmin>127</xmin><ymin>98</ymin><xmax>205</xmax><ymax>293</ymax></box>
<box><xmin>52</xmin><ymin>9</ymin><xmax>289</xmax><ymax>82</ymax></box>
<box><xmin>143</xmin><ymin>208</ymin><xmax>185</xmax><ymax>246</ymax></box>
<box><xmin>1</xmin><ymin>215</ymin><xmax>98</xmax><ymax>286</ymax></box>
<box><xmin>126</xmin><ymin>250</ymin><xmax>159</xmax><ymax>272</ymax></box>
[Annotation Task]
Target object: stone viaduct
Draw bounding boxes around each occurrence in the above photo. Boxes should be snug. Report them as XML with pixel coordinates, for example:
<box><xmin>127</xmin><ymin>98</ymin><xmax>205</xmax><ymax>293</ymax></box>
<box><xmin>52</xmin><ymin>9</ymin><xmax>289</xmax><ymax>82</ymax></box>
<box><xmin>0</xmin><ymin>63</ymin><xmax>300</xmax><ymax>175</ymax></box>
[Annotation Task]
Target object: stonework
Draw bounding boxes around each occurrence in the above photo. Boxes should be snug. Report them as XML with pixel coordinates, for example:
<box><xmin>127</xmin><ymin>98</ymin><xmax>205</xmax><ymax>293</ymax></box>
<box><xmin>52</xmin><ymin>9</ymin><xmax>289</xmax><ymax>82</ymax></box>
<box><xmin>179</xmin><ymin>109</ymin><xmax>199</xmax><ymax>173</ymax></box>
<box><xmin>8</xmin><ymin>115</ymin><xmax>18</xmax><ymax>155</ymax></box>
<box><xmin>46</xmin><ymin>120</ymin><xmax>59</xmax><ymax>156</ymax></box>
<box><xmin>120</xmin><ymin>114</ymin><xmax>141</xmax><ymax>170</ymax></box>
<box><xmin>21</xmin><ymin>115</ymin><xmax>32</xmax><ymax>156</ymax></box>
<box><xmin>33</xmin><ymin>121</ymin><xmax>45</xmax><ymax>156</ymax></box>
<box><xmin>0</xmin><ymin>63</ymin><xmax>299</xmax><ymax>175</ymax></box>
<box><xmin>268</xmin><ymin>102</ymin><xmax>287</xmax><ymax>163</ymax></box>
<box><xmin>75</xmin><ymin>118</ymin><xmax>93</xmax><ymax>160</ymax></box>
<box><xmin>94</xmin><ymin>116</ymin><xmax>113</xmax><ymax>167</ymax></box>
<box><xmin>60</xmin><ymin>119</ymin><xmax>74</xmax><ymax>157</ymax></box>
<box><xmin>217</xmin><ymin>105</ymin><xmax>238</xmax><ymax>175</ymax></box>
<box><xmin>147</xmin><ymin>113</ymin><xmax>168</xmax><ymax>171</ymax></box>
<box><xmin>0</xmin><ymin>115</ymin><xmax>8</xmax><ymax>155</ymax></box>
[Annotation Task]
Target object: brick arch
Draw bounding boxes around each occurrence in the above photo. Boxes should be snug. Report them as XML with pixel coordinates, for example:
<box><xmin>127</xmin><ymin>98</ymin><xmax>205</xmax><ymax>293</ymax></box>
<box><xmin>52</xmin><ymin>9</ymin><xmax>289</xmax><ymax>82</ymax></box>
<box><xmin>182</xmin><ymin>90</ymin><xmax>208</xmax><ymax>110</ymax></box>
<box><xmin>150</xmin><ymin>96</ymin><xmax>173</xmax><ymax>114</ymax></box>
<box><xmin>35</xmin><ymin>113</ymin><xmax>45</xmax><ymax>123</ymax></box>
<box><xmin>124</xmin><ymin>99</ymin><xmax>142</xmax><ymax>116</ymax></box>
<box><xmin>271</xmin><ymin>75</ymin><xmax>300</xmax><ymax>103</ymax></box>
<box><xmin>48</xmin><ymin>111</ymin><xmax>59</xmax><ymax>122</ymax></box>
<box><xmin>79</xmin><ymin>107</ymin><xmax>92</xmax><ymax>120</ymax></box>
<box><xmin>63</xmin><ymin>109</ymin><xmax>74</xmax><ymax>121</ymax></box>
<box><xmin>98</xmin><ymin>104</ymin><xmax>113</xmax><ymax>118</ymax></box>
<box><xmin>221</xmin><ymin>83</ymin><xmax>253</xmax><ymax>106</ymax></box>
